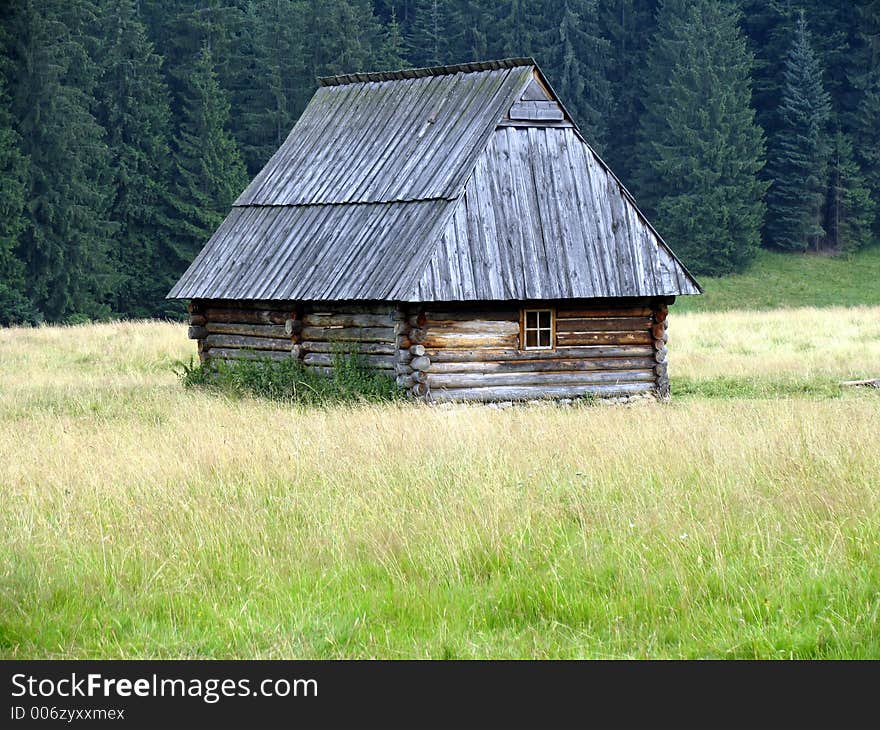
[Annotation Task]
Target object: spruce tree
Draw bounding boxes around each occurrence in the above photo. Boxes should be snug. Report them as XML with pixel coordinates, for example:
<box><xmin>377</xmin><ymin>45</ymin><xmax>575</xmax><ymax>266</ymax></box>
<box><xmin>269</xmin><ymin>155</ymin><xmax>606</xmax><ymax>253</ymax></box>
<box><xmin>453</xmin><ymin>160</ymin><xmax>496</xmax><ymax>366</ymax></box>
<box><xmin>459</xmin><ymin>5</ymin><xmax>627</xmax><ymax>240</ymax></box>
<box><xmin>764</xmin><ymin>13</ymin><xmax>832</xmax><ymax>251</ymax></box>
<box><xmin>825</xmin><ymin>131</ymin><xmax>875</xmax><ymax>252</ymax></box>
<box><xmin>635</xmin><ymin>0</ymin><xmax>767</xmax><ymax>275</ymax></box>
<box><xmin>0</xmin><ymin>73</ymin><xmax>36</xmax><ymax>325</ymax></box>
<box><xmin>94</xmin><ymin>0</ymin><xmax>179</xmax><ymax>317</ymax></box>
<box><xmin>171</xmin><ymin>43</ymin><xmax>248</xmax><ymax>272</ymax></box>
<box><xmin>852</xmin><ymin>70</ymin><xmax>880</xmax><ymax>239</ymax></box>
<box><xmin>599</xmin><ymin>0</ymin><xmax>657</xmax><ymax>184</ymax></box>
<box><xmin>376</xmin><ymin>8</ymin><xmax>408</xmax><ymax>69</ymax></box>
<box><xmin>542</xmin><ymin>0</ymin><xmax>611</xmax><ymax>151</ymax></box>
<box><xmin>406</xmin><ymin>0</ymin><xmax>455</xmax><ymax>66</ymax></box>
<box><xmin>4</xmin><ymin>0</ymin><xmax>115</xmax><ymax>321</ymax></box>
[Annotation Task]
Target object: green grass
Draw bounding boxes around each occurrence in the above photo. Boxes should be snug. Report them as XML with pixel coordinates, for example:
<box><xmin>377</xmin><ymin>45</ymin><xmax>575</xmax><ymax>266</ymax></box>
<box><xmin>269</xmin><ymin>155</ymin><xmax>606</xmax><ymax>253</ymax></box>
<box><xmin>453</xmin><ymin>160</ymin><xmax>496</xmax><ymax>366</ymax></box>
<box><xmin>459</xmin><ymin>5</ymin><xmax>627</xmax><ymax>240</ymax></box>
<box><xmin>677</xmin><ymin>246</ymin><xmax>880</xmax><ymax>312</ymax></box>
<box><xmin>0</xmin><ymin>311</ymin><xmax>878</xmax><ymax>659</ymax></box>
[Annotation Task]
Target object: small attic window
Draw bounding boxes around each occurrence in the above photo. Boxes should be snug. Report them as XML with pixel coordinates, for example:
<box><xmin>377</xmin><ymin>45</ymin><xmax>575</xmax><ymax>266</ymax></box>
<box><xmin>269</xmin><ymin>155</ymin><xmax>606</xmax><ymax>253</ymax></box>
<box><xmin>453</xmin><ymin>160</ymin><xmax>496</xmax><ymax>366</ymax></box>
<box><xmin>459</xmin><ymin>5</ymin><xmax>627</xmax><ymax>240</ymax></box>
<box><xmin>521</xmin><ymin>309</ymin><xmax>554</xmax><ymax>350</ymax></box>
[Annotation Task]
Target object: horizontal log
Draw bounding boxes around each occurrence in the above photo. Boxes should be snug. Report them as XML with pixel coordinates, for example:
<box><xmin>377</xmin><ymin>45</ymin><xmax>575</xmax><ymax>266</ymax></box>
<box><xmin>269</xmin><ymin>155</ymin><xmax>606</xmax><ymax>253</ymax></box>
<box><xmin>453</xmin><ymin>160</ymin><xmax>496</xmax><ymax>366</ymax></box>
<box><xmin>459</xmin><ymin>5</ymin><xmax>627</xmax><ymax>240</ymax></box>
<box><xmin>421</xmin><ymin>333</ymin><xmax>519</xmax><ymax>349</ymax></box>
<box><xmin>300</xmin><ymin>326</ymin><xmax>396</xmax><ymax>343</ymax></box>
<box><xmin>205</xmin><ymin>322</ymin><xmax>289</xmax><ymax>338</ymax></box>
<box><xmin>204</xmin><ymin>308</ymin><xmax>292</xmax><ymax>325</ymax></box>
<box><xmin>653</xmin><ymin>308</ymin><xmax>668</xmax><ymax>323</ymax></box>
<box><xmin>556</xmin><ymin>317</ymin><xmax>652</xmax><ymax>333</ymax></box>
<box><xmin>206</xmin><ymin>348</ymin><xmax>291</xmax><ymax>362</ymax></box>
<box><xmin>302</xmin><ymin>312</ymin><xmax>397</xmax><ymax>328</ymax></box>
<box><xmin>557</xmin><ymin>331</ymin><xmax>653</xmax><ymax>347</ymax></box>
<box><xmin>426</xmin><ymin>357</ymin><xmax>656</xmax><ymax>374</ymax></box>
<box><xmin>205</xmin><ymin>333</ymin><xmax>294</xmax><ymax>351</ymax></box>
<box><xmin>427</xmin><ymin>346</ymin><xmax>655</xmax><ymax>362</ymax></box>
<box><xmin>303</xmin><ymin>352</ymin><xmax>397</xmax><ymax>369</ymax></box>
<box><xmin>299</xmin><ymin>341</ymin><xmax>396</xmax><ymax>355</ymax></box>
<box><xmin>188</xmin><ymin>325</ymin><xmax>208</xmax><ymax>340</ymax></box>
<box><xmin>424</xmin><ymin>310</ymin><xmax>518</xmax><ymax>322</ymax></box>
<box><xmin>425</xmin><ymin>320</ymin><xmax>520</xmax><ymax>335</ymax></box>
<box><xmin>189</xmin><ymin>314</ymin><xmax>206</xmax><ymax>326</ymax></box>
<box><xmin>429</xmin><ymin>382</ymin><xmax>656</xmax><ymax>402</ymax></box>
<box><xmin>557</xmin><ymin>306</ymin><xmax>652</xmax><ymax>319</ymax></box>
<box><xmin>427</xmin><ymin>369</ymin><xmax>655</xmax><ymax>389</ymax></box>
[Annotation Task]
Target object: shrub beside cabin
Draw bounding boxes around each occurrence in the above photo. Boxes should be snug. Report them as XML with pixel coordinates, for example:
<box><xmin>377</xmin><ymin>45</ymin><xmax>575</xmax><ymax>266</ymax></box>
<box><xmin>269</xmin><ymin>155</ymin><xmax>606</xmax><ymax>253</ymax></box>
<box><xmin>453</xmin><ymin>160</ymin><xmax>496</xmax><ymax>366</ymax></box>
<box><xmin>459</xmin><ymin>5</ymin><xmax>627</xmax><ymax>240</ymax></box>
<box><xmin>168</xmin><ymin>59</ymin><xmax>701</xmax><ymax>402</ymax></box>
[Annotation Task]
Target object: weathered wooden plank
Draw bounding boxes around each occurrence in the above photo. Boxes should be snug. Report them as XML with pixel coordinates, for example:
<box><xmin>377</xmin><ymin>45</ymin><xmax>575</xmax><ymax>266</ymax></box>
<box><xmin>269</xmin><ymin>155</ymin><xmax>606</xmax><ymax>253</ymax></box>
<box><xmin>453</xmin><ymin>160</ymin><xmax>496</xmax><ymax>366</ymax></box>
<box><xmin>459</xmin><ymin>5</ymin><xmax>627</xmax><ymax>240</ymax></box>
<box><xmin>421</xmin><ymin>333</ymin><xmax>519</xmax><ymax>349</ymax></box>
<box><xmin>426</xmin><ymin>320</ymin><xmax>521</xmax><ymax>335</ymax></box>
<box><xmin>303</xmin><ymin>352</ymin><xmax>397</xmax><ymax>369</ymax></box>
<box><xmin>508</xmin><ymin>100</ymin><xmax>564</xmax><ymax>121</ymax></box>
<box><xmin>426</xmin><ymin>357</ymin><xmax>656</xmax><ymax>374</ymax></box>
<box><xmin>555</xmin><ymin>317</ymin><xmax>652</xmax><ymax>333</ymax></box>
<box><xmin>426</xmin><ymin>345</ymin><xmax>655</xmax><ymax>362</ymax></box>
<box><xmin>557</xmin><ymin>331</ymin><xmax>653</xmax><ymax>347</ymax></box>
<box><xmin>429</xmin><ymin>382</ymin><xmax>656</xmax><ymax>402</ymax></box>
<box><xmin>205</xmin><ymin>322</ymin><xmax>289</xmax><ymax>338</ymax></box>
<box><xmin>299</xmin><ymin>341</ymin><xmax>396</xmax><ymax>355</ymax></box>
<box><xmin>427</xmin><ymin>369</ymin><xmax>655</xmax><ymax>389</ymax></box>
<box><xmin>557</xmin><ymin>306</ymin><xmax>652</xmax><ymax>319</ymax></box>
<box><xmin>205</xmin><ymin>334</ymin><xmax>293</xmax><ymax>351</ymax></box>
<box><xmin>300</xmin><ymin>326</ymin><xmax>396</xmax><ymax>343</ymax></box>
<box><xmin>302</xmin><ymin>312</ymin><xmax>397</xmax><ymax>328</ymax></box>
<box><xmin>206</xmin><ymin>348</ymin><xmax>292</xmax><ymax>362</ymax></box>
<box><xmin>204</xmin><ymin>308</ymin><xmax>292</xmax><ymax>325</ymax></box>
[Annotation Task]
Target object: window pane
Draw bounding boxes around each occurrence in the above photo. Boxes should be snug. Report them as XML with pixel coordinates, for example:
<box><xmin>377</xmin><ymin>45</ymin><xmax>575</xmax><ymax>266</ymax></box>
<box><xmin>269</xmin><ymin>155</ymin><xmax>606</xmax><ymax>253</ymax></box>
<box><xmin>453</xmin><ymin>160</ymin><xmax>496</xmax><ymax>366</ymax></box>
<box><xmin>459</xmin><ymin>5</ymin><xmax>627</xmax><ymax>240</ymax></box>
<box><xmin>526</xmin><ymin>329</ymin><xmax>537</xmax><ymax>348</ymax></box>
<box><xmin>526</xmin><ymin>311</ymin><xmax>537</xmax><ymax>329</ymax></box>
<box><xmin>538</xmin><ymin>311</ymin><xmax>549</xmax><ymax>329</ymax></box>
<box><xmin>539</xmin><ymin>329</ymin><xmax>551</xmax><ymax>348</ymax></box>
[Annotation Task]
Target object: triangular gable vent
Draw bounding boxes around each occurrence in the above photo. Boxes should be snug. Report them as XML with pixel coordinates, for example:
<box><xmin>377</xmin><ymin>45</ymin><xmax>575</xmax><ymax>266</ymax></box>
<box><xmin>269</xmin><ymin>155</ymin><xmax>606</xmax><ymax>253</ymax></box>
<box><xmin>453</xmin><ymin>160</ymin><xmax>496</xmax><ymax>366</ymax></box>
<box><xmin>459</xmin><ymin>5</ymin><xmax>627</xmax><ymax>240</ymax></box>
<box><xmin>504</xmin><ymin>75</ymin><xmax>568</xmax><ymax>126</ymax></box>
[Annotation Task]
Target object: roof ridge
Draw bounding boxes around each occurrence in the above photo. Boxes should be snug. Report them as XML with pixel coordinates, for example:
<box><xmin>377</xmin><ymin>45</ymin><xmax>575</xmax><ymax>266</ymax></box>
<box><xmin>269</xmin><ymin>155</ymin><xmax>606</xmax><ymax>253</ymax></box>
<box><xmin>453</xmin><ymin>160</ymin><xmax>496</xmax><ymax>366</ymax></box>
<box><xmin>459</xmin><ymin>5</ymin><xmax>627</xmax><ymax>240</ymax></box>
<box><xmin>318</xmin><ymin>57</ymin><xmax>535</xmax><ymax>87</ymax></box>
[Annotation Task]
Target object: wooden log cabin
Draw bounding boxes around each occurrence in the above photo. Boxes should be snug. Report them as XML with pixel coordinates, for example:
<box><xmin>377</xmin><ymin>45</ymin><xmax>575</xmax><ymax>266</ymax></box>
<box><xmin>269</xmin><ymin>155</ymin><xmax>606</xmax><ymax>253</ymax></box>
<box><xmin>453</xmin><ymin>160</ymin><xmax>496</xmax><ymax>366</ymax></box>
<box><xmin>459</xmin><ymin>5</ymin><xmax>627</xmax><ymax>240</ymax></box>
<box><xmin>169</xmin><ymin>58</ymin><xmax>701</xmax><ymax>402</ymax></box>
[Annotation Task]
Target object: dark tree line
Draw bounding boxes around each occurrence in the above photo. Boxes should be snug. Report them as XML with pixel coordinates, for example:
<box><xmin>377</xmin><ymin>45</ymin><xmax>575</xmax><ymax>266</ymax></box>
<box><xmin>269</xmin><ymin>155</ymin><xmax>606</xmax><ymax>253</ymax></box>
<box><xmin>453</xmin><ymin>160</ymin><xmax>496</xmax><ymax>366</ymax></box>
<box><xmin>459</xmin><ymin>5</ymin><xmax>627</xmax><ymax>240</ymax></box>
<box><xmin>0</xmin><ymin>0</ymin><xmax>877</xmax><ymax>323</ymax></box>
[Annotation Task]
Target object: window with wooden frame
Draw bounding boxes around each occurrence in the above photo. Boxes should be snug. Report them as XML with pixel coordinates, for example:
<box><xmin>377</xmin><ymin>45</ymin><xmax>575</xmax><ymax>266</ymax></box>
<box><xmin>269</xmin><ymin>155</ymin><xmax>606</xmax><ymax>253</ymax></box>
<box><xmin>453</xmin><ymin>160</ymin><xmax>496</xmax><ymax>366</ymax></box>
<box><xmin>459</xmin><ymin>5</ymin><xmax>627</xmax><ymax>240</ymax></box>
<box><xmin>521</xmin><ymin>308</ymin><xmax>555</xmax><ymax>350</ymax></box>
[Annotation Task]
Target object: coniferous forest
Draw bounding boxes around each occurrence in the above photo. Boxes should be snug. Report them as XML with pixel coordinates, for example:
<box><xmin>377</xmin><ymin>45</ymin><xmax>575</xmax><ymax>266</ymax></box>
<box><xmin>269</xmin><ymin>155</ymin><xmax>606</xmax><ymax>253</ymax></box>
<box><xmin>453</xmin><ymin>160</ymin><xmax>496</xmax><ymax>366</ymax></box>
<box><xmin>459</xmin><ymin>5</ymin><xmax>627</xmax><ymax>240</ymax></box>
<box><xmin>0</xmin><ymin>0</ymin><xmax>877</xmax><ymax>324</ymax></box>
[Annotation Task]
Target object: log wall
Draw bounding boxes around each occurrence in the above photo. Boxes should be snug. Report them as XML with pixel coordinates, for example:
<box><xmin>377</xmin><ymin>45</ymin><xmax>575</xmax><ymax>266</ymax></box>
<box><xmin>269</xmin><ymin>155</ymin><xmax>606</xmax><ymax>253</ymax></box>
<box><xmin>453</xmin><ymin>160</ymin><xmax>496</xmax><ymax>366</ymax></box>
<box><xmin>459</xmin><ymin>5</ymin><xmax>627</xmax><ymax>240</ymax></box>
<box><xmin>188</xmin><ymin>300</ymin><xmax>299</xmax><ymax>363</ymax></box>
<box><xmin>188</xmin><ymin>298</ymin><xmax>672</xmax><ymax>402</ymax></box>
<box><xmin>404</xmin><ymin>299</ymin><xmax>671</xmax><ymax>402</ymax></box>
<box><xmin>189</xmin><ymin>300</ymin><xmax>404</xmax><ymax>381</ymax></box>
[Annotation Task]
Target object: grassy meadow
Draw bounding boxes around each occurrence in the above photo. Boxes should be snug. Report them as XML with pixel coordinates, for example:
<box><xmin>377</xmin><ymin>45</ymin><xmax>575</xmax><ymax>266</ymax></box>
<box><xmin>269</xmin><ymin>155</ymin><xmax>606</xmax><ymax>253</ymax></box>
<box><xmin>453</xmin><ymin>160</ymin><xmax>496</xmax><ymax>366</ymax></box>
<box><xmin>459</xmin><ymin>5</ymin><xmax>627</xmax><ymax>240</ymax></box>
<box><xmin>1</xmin><ymin>305</ymin><xmax>879</xmax><ymax>659</ymax></box>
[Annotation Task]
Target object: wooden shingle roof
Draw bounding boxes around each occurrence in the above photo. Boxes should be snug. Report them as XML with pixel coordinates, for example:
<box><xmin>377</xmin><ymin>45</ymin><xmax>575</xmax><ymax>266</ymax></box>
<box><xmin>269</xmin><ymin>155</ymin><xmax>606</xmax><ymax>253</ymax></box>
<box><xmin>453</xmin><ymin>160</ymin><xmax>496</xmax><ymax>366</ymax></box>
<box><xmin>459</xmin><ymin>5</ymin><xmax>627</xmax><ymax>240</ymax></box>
<box><xmin>168</xmin><ymin>59</ymin><xmax>701</xmax><ymax>302</ymax></box>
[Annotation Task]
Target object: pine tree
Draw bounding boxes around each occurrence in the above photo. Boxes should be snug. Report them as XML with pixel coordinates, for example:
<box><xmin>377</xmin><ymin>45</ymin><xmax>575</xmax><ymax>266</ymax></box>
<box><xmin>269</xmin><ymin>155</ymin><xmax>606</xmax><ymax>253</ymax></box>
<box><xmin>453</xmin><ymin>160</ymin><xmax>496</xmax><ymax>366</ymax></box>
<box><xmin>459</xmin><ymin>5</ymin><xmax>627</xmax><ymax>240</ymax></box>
<box><xmin>764</xmin><ymin>13</ymin><xmax>832</xmax><ymax>251</ymax></box>
<box><xmin>94</xmin><ymin>0</ymin><xmax>179</xmax><ymax>317</ymax></box>
<box><xmin>635</xmin><ymin>0</ymin><xmax>767</xmax><ymax>275</ymax></box>
<box><xmin>825</xmin><ymin>131</ymin><xmax>875</xmax><ymax>252</ymax></box>
<box><xmin>171</xmin><ymin>43</ymin><xmax>248</xmax><ymax>272</ymax></box>
<box><xmin>4</xmin><ymin>0</ymin><xmax>115</xmax><ymax>321</ymax></box>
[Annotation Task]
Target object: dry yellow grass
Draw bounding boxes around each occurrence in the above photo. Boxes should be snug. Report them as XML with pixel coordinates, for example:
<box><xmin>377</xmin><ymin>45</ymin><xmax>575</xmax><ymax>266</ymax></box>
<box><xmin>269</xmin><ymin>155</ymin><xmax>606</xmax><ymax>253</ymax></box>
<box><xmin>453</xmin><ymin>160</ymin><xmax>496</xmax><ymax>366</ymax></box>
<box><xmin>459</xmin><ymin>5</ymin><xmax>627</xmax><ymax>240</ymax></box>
<box><xmin>671</xmin><ymin>305</ymin><xmax>880</xmax><ymax>380</ymax></box>
<box><xmin>0</xmin><ymin>309</ymin><xmax>878</xmax><ymax>658</ymax></box>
